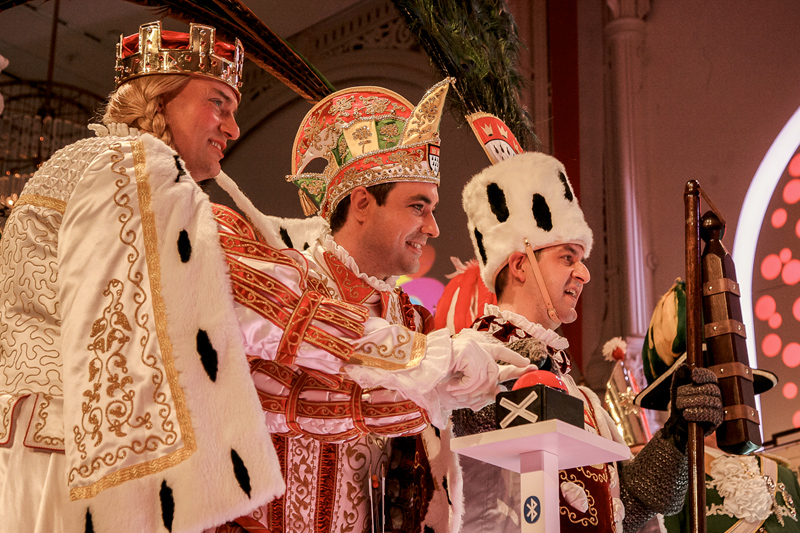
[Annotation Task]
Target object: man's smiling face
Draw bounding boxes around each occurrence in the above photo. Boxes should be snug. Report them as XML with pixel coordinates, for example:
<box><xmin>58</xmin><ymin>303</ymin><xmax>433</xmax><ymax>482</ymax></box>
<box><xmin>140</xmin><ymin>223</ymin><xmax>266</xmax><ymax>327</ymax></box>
<box><xmin>162</xmin><ymin>77</ymin><xmax>240</xmax><ymax>181</ymax></box>
<box><xmin>360</xmin><ymin>182</ymin><xmax>440</xmax><ymax>279</ymax></box>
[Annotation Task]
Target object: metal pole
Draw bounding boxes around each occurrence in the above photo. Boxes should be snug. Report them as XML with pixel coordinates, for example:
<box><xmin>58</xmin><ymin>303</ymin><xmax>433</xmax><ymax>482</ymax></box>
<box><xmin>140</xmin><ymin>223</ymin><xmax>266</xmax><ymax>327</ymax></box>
<box><xmin>684</xmin><ymin>180</ymin><xmax>706</xmax><ymax>533</ymax></box>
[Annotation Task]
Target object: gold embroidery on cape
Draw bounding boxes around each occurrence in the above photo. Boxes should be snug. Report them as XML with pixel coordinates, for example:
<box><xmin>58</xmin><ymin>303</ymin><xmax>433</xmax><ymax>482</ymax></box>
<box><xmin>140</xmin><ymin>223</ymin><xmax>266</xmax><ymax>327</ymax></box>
<box><xmin>0</xmin><ymin>201</ymin><xmax>62</xmax><ymax>409</ymax></box>
<box><xmin>68</xmin><ymin>140</ymin><xmax>195</xmax><ymax>501</ymax></box>
<box><xmin>349</xmin><ymin>329</ymin><xmax>426</xmax><ymax>370</ymax></box>
<box><xmin>14</xmin><ymin>194</ymin><xmax>67</xmax><ymax>214</ymax></box>
<box><xmin>31</xmin><ymin>394</ymin><xmax>64</xmax><ymax>448</ymax></box>
<box><xmin>559</xmin><ymin>470</ymin><xmax>599</xmax><ymax>526</ymax></box>
<box><xmin>75</xmin><ymin>278</ymin><xmax>156</xmax><ymax>456</ymax></box>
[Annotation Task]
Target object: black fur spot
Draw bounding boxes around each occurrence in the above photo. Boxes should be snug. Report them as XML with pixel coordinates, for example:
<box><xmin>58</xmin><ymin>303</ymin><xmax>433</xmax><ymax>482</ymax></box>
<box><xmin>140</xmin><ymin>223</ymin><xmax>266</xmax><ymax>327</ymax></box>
<box><xmin>303</xmin><ymin>242</ymin><xmax>310</xmax><ymax>251</ymax></box>
<box><xmin>279</xmin><ymin>227</ymin><xmax>294</xmax><ymax>249</ymax></box>
<box><xmin>474</xmin><ymin>228</ymin><xmax>487</xmax><ymax>264</ymax></box>
<box><xmin>443</xmin><ymin>476</ymin><xmax>451</xmax><ymax>505</ymax></box>
<box><xmin>84</xmin><ymin>509</ymin><xmax>95</xmax><ymax>533</ymax></box>
<box><xmin>425</xmin><ymin>527</ymin><xmax>435</xmax><ymax>533</ymax></box>
<box><xmin>486</xmin><ymin>183</ymin><xmax>510</xmax><ymax>222</ymax></box>
<box><xmin>558</xmin><ymin>171</ymin><xmax>574</xmax><ymax>202</ymax></box>
<box><xmin>231</xmin><ymin>448</ymin><xmax>252</xmax><ymax>498</ymax></box>
<box><xmin>174</xmin><ymin>156</ymin><xmax>186</xmax><ymax>182</ymax></box>
<box><xmin>177</xmin><ymin>230</ymin><xmax>192</xmax><ymax>263</ymax></box>
<box><xmin>160</xmin><ymin>480</ymin><xmax>175</xmax><ymax>532</ymax></box>
<box><xmin>532</xmin><ymin>194</ymin><xmax>553</xmax><ymax>231</ymax></box>
<box><xmin>196</xmin><ymin>329</ymin><xmax>218</xmax><ymax>382</ymax></box>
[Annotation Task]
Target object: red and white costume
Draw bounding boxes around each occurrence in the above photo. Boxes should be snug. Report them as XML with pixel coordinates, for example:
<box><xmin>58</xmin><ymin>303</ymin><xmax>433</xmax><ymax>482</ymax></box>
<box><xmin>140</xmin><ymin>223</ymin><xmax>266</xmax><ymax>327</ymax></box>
<box><xmin>215</xmin><ymin>206</ymin><xmax>465</xmax><ymax>533</ymax></box>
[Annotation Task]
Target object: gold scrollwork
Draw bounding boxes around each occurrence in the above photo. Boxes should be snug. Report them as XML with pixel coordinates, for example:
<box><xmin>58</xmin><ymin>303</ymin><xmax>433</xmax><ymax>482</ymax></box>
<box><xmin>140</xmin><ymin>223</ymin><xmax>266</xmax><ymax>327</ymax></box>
<box><xmin>559</xmin><ymin>470</ymin><xmax>599</xmax><ymax>526</ymax></box>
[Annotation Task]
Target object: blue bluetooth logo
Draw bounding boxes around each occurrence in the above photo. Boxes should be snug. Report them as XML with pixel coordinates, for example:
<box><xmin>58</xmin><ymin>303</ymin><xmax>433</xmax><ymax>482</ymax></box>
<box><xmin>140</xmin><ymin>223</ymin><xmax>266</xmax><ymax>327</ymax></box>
<box><xmin>524</xmin><ymin>495</ymin><xmax>541</xmax><ymax>523</ymax></box>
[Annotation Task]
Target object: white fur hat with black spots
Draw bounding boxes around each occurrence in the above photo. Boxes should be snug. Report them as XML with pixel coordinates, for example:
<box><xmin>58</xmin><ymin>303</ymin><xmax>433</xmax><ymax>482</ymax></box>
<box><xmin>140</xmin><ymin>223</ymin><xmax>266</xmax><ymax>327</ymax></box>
<box><xmin>462</xmin><ymin>151</ymin><xmax>593</xmax><ymax>292</ymax></box>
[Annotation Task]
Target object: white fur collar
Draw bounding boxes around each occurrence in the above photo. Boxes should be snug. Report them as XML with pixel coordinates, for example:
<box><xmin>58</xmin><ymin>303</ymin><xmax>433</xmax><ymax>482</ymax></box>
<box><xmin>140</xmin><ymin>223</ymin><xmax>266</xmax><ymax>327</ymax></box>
<box><xmin>483</xmin><ymin>303</ymin><xmax>570</xmax><ymax>351</ymax></box>
<box><xmin>321</xmin><ymin>230</ymin><xmax>398</xmax><ymax>292</ymax></box>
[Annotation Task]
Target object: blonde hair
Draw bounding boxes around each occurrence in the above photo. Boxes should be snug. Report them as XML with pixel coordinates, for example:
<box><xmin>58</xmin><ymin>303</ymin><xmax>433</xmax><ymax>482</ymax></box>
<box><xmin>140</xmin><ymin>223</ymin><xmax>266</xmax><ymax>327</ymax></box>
<box><xmin>101</xmin><ymin>75</ymin><xmax>189</xmax><ymax>147</ymax></box>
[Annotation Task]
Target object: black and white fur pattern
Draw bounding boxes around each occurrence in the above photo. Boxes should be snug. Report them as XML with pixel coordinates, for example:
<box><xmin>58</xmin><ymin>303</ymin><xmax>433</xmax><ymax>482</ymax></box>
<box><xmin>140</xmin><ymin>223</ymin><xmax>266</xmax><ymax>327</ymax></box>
<box><xmin>461</xmin><ymin>152</ymin><xmax>593</xmax><ymax>292</ymax></box>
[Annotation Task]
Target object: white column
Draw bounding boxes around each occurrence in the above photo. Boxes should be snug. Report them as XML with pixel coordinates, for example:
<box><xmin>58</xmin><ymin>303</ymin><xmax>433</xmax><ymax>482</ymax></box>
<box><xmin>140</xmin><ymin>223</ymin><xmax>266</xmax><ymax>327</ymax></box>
<box><xmin>604</xmin><ymin>0</ymin><xmax>653</xmax><ymax>343</ymax></box>
<box><xmin>520</xmin><ymin>449</ymin><xmax>560</xmax><ymax>532</ymax></box>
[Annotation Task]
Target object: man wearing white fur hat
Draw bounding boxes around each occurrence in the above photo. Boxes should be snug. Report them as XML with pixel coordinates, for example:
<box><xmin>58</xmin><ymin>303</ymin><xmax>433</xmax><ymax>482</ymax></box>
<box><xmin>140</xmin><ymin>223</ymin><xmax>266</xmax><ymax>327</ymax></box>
<box><xmin>452</xmin><ymin>145</ymin><xmax>725</xmax><ymax>532</ymax></box>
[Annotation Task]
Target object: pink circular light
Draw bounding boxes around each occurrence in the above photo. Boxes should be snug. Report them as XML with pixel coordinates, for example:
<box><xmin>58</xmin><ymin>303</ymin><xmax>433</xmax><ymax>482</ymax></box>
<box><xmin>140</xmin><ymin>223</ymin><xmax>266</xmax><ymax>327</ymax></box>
<box><xmin>761</xmin><ymin>254</ymin><xmax>783</xmax><ymax>280</ymax></box>
<box><xmin>794</xmin><ymin>410</ymin><xmax>800</xmax><ymax>429</ymax></box>
<box><xmin>773</xmin><ymin>208</ymin><xmax>788</xmax><ymax>228</ymax></box>
<box><xmin>769</xmin><ymin>313</ymin><xmax>783</xmax><ymax>328</ymax></box>
<box><xmin>789</xmin><ymin>153</ymin><xmax>800</xmax><ymax>177</ymax></box>
<box><xmin>793</xmin><ymin>298</ymin><xmax>800</xmax><ymax>321</ymax></box>
<box><xmin>783</xmin><ymin>342</ymin><xmax>800</xmax><ymax>368</ymax></box>
<box><xmin>783</xmin><ymin>260</ymin><xmax>800</xmax><ymax>285</ymax></box>
<box><xmin>784</xmin><ymin>382</ymin><xmax>798</xmax><ymax>399</ymax></box>
<box><xmin>780</xmin><ymin>248</ymin><xmax>793</xmax><ymax>263</ymax></box>
<box><xmin>755</xmin><ymin>295</ymin><xmax>776</xmax><ymax>320</ymax></box>
<box><xmin>784</xmin><ymin>178</ymin><xmax>800</xmax><ymax>204</ymax></box>
<box><xmin>763</xmin><ymin>333</ymin><xmax>782</xmax><ymax>357</ymax></box>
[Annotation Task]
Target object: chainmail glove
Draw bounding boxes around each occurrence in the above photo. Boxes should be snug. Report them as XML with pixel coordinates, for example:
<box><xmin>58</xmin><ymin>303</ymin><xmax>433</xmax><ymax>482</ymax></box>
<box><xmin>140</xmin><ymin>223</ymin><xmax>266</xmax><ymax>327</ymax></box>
<box><xmin>619</xmin><ymin>428</ymin><xmax>689</xmax><ymax>532</ymax></box>
<box><xmin>662</xmin><ymin>364</ymin><xmax>723</xmax><ymax>452</ymax></box>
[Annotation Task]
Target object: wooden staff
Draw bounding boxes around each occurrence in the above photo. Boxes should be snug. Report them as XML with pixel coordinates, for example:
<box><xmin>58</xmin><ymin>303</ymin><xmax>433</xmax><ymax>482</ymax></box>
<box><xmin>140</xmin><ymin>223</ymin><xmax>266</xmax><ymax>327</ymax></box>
<box><xmin>684</xmin><ymin>180</ymin><xmax>705</xmax><ymax>533</ymax></box>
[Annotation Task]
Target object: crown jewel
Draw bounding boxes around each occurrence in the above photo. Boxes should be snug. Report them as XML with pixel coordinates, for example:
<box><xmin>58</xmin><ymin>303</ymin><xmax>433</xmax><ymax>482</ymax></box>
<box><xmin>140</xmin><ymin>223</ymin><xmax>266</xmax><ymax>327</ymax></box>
<box><xmin>115</xmin><ymin>21</ymin><xmax>244</xmax><ymax>97</ymax></box>
<box><xmin>287</xmin><ymin>78</ymin><xmax>453</xmax><ymax>221</ymax></box>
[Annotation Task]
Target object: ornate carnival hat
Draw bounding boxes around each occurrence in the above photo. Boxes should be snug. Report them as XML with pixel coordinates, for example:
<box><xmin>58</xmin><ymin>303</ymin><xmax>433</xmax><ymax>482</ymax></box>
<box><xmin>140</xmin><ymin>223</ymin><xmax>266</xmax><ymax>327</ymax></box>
<box><xmin>634</xmin><ymin>279</ymin><xmax>778</xmax><ymax>410</ymax></box>
<box><xmin>287</xmin><ymin>78</ymin><xmax>453</xmax><ymax>221</ymax></box>
<box><xmin>462</xmin><ymin>151</ymin><xmax>593</xmax><ymax>292</ymax></box>
<box><xmin>115</xmin><ymin>21</ymin><xmax>244</xmax><ymax>99</ymax></box>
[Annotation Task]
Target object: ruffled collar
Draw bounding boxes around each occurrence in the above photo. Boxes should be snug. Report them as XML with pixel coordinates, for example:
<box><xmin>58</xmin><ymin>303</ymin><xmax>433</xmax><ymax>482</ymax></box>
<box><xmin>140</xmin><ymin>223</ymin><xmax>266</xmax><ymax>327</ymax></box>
<box><xmin>483</xmin><ymin>304</ymin><xmax>570</xmax><ymax>351</ymax></box>
<box><xmin>320</xmin><ymin>230</ymin><xmax>398</xmax><ymax>292</ymax></box>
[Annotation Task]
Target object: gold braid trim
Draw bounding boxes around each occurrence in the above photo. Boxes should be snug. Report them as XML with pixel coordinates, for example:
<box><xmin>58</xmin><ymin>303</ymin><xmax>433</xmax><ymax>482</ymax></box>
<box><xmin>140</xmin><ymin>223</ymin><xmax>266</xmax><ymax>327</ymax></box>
<box><xmin>15</xmin><ymin>194</ymin><xmax>67</xmax><ymax>214</ymax></box>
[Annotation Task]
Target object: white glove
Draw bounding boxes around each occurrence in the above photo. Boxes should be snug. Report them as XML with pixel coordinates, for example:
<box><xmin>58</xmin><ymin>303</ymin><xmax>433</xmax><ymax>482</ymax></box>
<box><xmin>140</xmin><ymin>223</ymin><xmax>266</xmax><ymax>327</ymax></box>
<box><xmin>441</xmin><ymin>329</ymin><xmax>535</xmax><ymax>411</ymax></box>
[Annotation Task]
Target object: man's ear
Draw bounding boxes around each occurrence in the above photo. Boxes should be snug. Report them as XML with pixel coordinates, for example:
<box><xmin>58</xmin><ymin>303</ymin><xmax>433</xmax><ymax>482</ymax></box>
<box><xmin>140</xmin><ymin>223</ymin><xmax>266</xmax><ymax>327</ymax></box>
<box><xmin>507</xmin><ymin>251</ymin><xmax>527</xmax><ymax>283</ymax></box>
<box><xmin>348</xmin><ymin>186</ymin><xmax>372</xmax><ymax>223</ymax></box>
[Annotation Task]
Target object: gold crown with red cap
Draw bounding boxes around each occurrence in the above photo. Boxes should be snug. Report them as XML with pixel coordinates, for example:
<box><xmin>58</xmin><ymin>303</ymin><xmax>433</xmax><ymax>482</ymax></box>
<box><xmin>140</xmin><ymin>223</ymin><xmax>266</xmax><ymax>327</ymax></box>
<box><xmin>115</xmin><ymin>21</ymin><xmax>244</xmax><ymax>98</ymax></box>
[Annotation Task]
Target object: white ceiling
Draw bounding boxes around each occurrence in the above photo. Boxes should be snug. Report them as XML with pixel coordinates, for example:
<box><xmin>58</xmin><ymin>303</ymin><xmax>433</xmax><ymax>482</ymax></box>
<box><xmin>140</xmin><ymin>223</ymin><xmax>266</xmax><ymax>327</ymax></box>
<box><xmin>0</xmin><ymin>0</ymin><xmax>362</xmax><ymax>97</ymax></box>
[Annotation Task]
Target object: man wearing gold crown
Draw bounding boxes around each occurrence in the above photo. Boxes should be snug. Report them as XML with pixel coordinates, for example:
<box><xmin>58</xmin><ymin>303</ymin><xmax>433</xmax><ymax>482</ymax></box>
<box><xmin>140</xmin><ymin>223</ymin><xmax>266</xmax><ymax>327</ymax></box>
<box><xmin>0</xmin><ymin>21</ymin><xmax>296</xmax><ymax>533</ymax></box>
<box><xmin>212</xmin><ymin>83</ymin><xmax>534</xmax><ymax>533</ymax></box>
<box><xmin>445</xmin><ymin>118</ymin><xmax>726</xmax><ymax>533</ymax></box>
